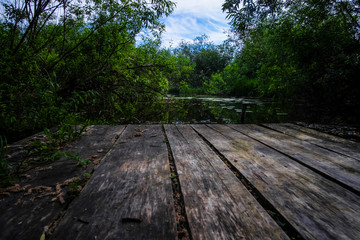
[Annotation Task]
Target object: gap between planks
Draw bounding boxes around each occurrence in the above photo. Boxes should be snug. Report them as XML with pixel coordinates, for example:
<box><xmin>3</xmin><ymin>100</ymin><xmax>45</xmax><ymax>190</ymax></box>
<box><xmin>191</xmin><ymin>125</ymin><xmax>304</xmax><ymax>240</ymax></box>
<box><xmin>50</xmin><ymin>125</ymin><xmax>177</xmax><ymax>240</ymax></box>
<box><xmin>165</xmin><ymin>124</ymin><xmax>289</xmax><ymax>240</ymax></box>
<box><xmin>193</xmin><ymin>124</ymin><xmax>360</xmax><ymax>240</ymax></box>
<box><xmin>162</xmin><ymin>125</ymin><xmax>193</xmax><ymax>240</ymax></box>
<box><xmin>229</xmin><ymin>124</ymin><xmax>360</xmax><ymax>194</ymax></box>
<box><xmin>261</xmin><ymin>123</ymin><xmax>360</xmax><ymax>161</ymax></box>
<box><xmin>47</xmin><ymin>124</ymin><xmax>360</xmax><ymax>240</ymax></box>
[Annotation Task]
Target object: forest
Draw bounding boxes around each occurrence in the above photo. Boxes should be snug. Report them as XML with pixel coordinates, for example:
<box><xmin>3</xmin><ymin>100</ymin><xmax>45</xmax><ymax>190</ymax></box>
<box><xmin>1</xmin><ymin>1</ymin><xmax>360</xmax><ymax>238</ymax></box>
<box><xmin>0</xmin><ymin>0</ymin><xmax>359</xmax><ymax>143</ymax></box>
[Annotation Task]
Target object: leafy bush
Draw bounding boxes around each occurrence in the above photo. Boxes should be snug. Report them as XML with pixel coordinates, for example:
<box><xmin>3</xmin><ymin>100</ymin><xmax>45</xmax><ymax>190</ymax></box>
<box><xmin>0</xmin><ymin>0</ymin><xmax>176</xmax><ymax>142</ymax></box>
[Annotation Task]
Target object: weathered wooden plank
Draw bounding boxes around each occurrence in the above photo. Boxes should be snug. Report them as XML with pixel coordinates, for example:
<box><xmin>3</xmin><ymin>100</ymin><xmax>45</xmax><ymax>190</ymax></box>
<box><xmin>284</xmin><ymin>123</ymin><xmax>358</xmax><ymax>144</ymax></box>
<box><xmin>50</xmin><ymin>125</ymin><xmax>177</xmax><ymax>240</ymax></box>
<box><xmin>229</xmin><ymin>124</ymin><xmax>360</xmax><ymax>192</ymax></box>
<box><xmin>165</xmin><ymin>124</ymin><xmax>289</xmax><ymax>240</ymax></box>
<box><xmin>0</xmin><ymin>125</ymin><xmax>125</xmax><ymax>240</ymax></box>
<box><xmin>192</xmin><ymin>124</ymin><xmax>360</xmax><ymax>240</ymax></box>
<box><xmin>263</xmin><ymin>123</ymin><xmax>360</xmax><ymax>160</ymax></box>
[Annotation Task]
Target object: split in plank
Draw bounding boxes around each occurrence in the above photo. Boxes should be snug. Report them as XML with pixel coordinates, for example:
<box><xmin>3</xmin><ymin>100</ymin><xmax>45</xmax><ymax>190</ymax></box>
<box><xmin>192</xmin><ymin>124</ymin><xmax>360</xmax><ymax>240</ymax></box>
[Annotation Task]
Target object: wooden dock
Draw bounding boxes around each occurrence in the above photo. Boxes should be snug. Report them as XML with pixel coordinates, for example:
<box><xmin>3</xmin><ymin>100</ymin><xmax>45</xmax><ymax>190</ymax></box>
<box><xmin>1</xmin><ymin>124</ymin><xmax>360</xmax><ymax>240</ymax></box>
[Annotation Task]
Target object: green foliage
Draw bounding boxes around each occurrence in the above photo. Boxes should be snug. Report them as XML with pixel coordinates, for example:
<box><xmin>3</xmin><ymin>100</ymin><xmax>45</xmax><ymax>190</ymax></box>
<box><xmin>204</xmin><ymin>73</ymin><xmax>226</xmax><ymax>95</ymax></box>
<box><xmin>66</xmin><ymin>172</ymin><xmax>91</xmax><ymax>199</ymax></box>
<box><xmin>220</xmin><ymin>0</ymin><xmax>360</xmax><ymax>112</ymax></box>
<box><xmin>0</xmin><ymin>0</ymin><xmax>176</xmax><ymax>142</ymax></box>
<box><xmin>167</xmin><ymin>55</ymin><xmax>195</xmax><ymax>92</ymax></box>
<box><xmin>179</xmin><ymin>86</ymin><xmax>206</xmax><ymax>96</ymax></box>
<box><xmin>26</xmin><ymin>124</ymin><xmax>89</xmax><ymax>167</ymax></box>
<box><xmin>83</xmin><ymin>172</ymin><xmax>91</xmax><ymax>178</ymax></box>
<box><xmin>67</xmin><ymin>177</ymin><xmax>85</xmax><ymax>199</ymax></box>
<box><xmin>222</xmin><ymin>0</ymin><xmax>360</xmax><ymax>37</ymax></box>
<box><xmin>43</xmin><ymin>124</ymin><xmax>87</xmax><ymax>147</ymax></box>
<box><xmin>167</xmin><ymin>34</ymin><xmax>235</xmax><ymax>95</ymax></box>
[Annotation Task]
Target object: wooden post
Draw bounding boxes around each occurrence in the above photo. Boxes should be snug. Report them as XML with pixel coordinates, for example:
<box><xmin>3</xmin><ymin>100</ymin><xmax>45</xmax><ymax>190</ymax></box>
<box><xmin>241</xmin><ymin>104</ymin><xmax>247</xmax><ymax>124</ymax></box>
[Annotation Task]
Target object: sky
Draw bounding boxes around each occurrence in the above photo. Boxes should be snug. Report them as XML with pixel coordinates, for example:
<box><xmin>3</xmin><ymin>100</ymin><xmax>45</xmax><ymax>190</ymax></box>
<box><xmin>160</xmin><ymin>0</ymin><xmax>231</xmax><ymax>47</ymax></box>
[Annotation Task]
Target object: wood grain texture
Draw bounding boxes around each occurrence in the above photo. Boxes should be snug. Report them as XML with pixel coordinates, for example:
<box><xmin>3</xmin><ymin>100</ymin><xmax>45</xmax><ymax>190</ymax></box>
<box><xmin>165</xmin><ymin>124</ymin><xmax>289</xmax><ymax>240</ymax></box>
<box><xmin>263</xmin><ymin>123</ymin><xmax>360</xmax><ymax>160</ymax></box>
<box><xmin>50</xmin><ymin>125</ymin><xmax>177</xmax><ymax>240</ymax></box>
<box><xmin>192</xmin><ymin>124</ymin><xmax>360</xmax><ymax>240</ymax></box>
<box><xmin>0</xmin><ymin>125</ymin><xmax>125</xmax><ymax>240</ymax></box>
<box><xmin>229</xmin><ymin>124</ymin><xmax>360</xmax><ymax>192</ymax></box>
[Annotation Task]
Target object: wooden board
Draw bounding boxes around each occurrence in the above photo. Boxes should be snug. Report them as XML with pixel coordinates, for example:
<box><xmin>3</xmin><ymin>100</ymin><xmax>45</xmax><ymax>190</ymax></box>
<box><xmin>165</xmin><ymin>125</ymin><xmax>289</xmax><ymax>240</ymax></box>
<box><xmin>263</xmin><ymin>123</ymin><xmax>360</xmax><ymax>160</ymax></box>
<box><xmin>0</xmin><ymin>125</ymin><xmax>125</xmax><ymax>240</ymax></box>
<box><xmin>192</xmin><ymin>124</ymin><xmax>360</xmax><ymax>240</ymax></box>
<box><xmin>279</xmin><ymin>123</ymin><xmax>359</xmax><ymax>144</ymax></box>
<box><xmin>229</xmin><ymin>124</ymin><xmax>360</xmax><ymax>193</ymax></box>
<box><xmin>50</xmin><ymin>125</ymin><xmax>177</xmax><ymax>240</ymax></box>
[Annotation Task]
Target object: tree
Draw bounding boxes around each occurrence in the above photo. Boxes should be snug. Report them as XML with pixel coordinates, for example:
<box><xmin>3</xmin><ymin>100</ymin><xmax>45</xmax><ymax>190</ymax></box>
<box><xmin>0</xmin><ymin>0</ymin><xmax>176</xmax><ymax>141</ymax></box>
<box><xmin>222</xmin><ymin>0</ymin><xmax>360</xmax><ymax>39</ymax></box>
<box><xmin>169</xmin><ymin>35</ymin><xmax>234</xmax><ymax>91</ymax></box>
<box><xmin>221</xmin><ymin>0</ymin><xmax>360</xmax><ymax>112</ymax></box>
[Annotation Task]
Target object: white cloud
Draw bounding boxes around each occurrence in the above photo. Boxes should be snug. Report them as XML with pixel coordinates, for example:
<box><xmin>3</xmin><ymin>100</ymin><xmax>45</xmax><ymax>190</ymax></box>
<box><xmin>161</xmin><ymin>0</ymin><xmax>230</xmax><ymax>48</ymax></box>
<box><xmin>172</xmin><ymin>0</ymin><xmax>225</xmax><ymax>17</ymax></box>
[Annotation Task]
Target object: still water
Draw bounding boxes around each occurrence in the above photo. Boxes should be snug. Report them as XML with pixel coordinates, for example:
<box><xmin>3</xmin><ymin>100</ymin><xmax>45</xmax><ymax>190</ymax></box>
<box><xmin>132</xmin><ymin>96</ymin><xmax>297</xmax><ymax>124</ymax></box>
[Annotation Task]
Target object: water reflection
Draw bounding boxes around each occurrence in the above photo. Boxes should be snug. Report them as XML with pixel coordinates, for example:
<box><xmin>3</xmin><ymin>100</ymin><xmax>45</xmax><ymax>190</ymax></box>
<box><xmin>130</xmin><ymin>96</ymin><xmax>294</xmax><ymax>124</ymax></box>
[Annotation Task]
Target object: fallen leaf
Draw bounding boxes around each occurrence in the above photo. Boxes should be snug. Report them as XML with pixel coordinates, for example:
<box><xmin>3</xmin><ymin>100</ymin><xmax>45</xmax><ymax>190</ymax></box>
<box><xmin>37</xmin><ymin>166</ymin><xmax>53</xmax><ymax>171</ymax></box>
<box><xmin>63</xmin><ymin>178</ymin><xmax>76</xmax><ymax>185</ymax></box>
<box><xmin>0</xmin><ymin>184</ymin><xmax>31</xmax><ymax>196</ymax></box>
<box><xmin>97</xmin><ymin>149</ymin><xmax>104</xmax><ymax>153</ymax></box>
<box><xmin>3</xmin><ymin>184</ymin><xmax>22</xmax><ymax>192</ymax></box>
<box><xmin>133</xmin><ymin>128</ymin><xmax>146</xmax><ymax>137</ymax></box>
<box><xmin>25</xmin><ymin>186</ymin><xmax>52</xmax><ymax>195</ymax></box>
<box><xmin>91</xmin><ymin>154</ymin><xmax>98</xmax><ymax>159</ymax></box>
<box><xmin>55</xmin><ymin>184</ymin><xmax>62</xmax><ymax>194</ymax></box>
<box><xmin>57</xmin><ymin>193</ymin><xmax>65</xmax><ymax>204</ymax></box>
<box><xmin>19</xmin><ymin>174</ymin><xmax>31</xmax><ymax>178</ymax></box>
<box><xmin>15</xmin><ymin>198</ymin><xmax>23</xmax><ymax>205</ymax></box>
<box><xmin>40</xmin><ymin>231</ymin><xmax>46</xmax><ymax>240</ymax></box>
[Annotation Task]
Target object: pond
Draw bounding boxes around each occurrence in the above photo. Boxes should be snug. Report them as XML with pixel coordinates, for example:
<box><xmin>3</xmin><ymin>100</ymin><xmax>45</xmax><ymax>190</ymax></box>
<box><xmin>130</xmin><ymin>96</ymin><xmax>305</xmax><ymax>124</ymax></box>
